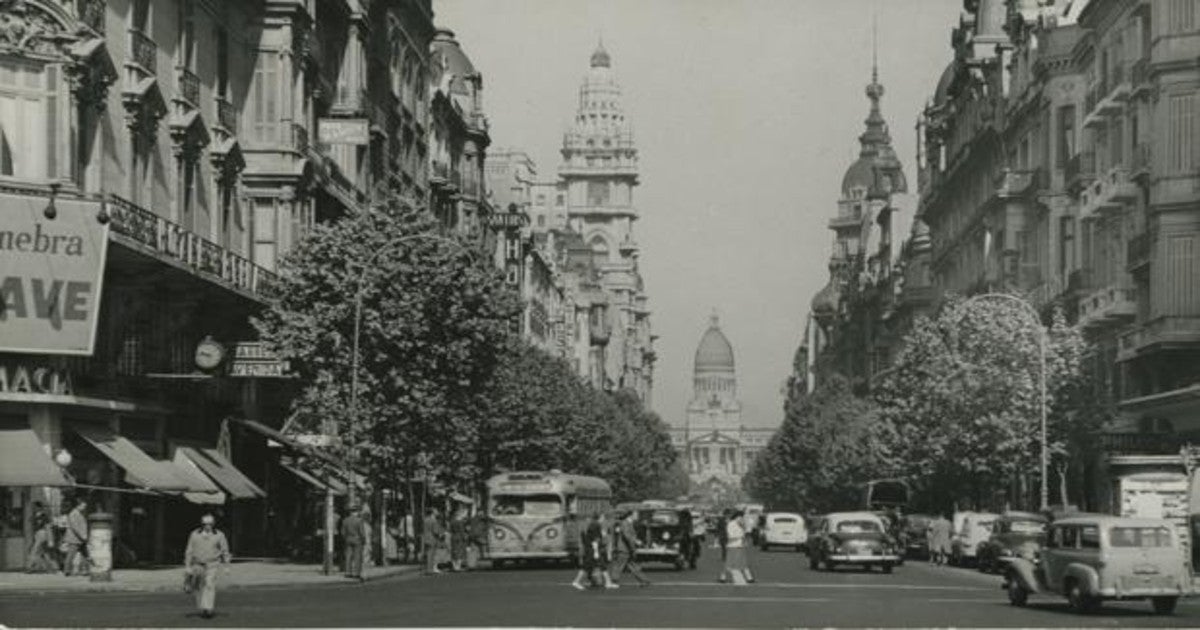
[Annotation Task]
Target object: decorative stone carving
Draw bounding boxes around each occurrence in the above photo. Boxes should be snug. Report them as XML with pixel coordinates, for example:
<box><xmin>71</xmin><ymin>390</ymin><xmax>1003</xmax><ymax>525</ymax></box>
<box><xmin>0</xmin><ymin>0</ymin><xmax>65</xmax><ymax>56</ymax></box>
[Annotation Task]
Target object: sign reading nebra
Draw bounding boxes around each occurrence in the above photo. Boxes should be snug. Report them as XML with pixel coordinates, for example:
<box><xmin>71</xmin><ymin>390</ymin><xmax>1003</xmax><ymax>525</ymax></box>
<box><xmin>318</xmin><ymin>118</ymin><xmax>369</xmax><ymax>145</ymax></box>
<box><xmin>0</xmin><ymin>194</ymin><xmax>109</xmax><ymax>356</ymax></box>
<box><xmin>229</xmin><ymin>342</ymin><xmax>292</xmax><ymax>378</ymax></box>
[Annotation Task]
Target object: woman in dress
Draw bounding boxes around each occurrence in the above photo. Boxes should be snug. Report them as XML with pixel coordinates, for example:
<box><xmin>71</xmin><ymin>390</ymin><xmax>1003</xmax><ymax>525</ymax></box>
<box><xmin>449</xmin><ymin>509</ymin><xmax>468</xmax><ymax>572</ymax></box>
<box><xmin>721</xmin><ymin>509</ymin><xmax>752</xmax><ymax>584</ymax></box>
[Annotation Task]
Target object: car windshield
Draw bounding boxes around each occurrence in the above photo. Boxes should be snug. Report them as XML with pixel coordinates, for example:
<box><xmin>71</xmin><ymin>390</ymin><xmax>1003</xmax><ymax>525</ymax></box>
<box><xmin>644</xmin><ymin>510</ymin><xmax>679</xmax><ymax>525</ymax></box>
<box><xmin>836</xmin><ymin>520</ymin><xmax>881</xmax><ymax>534</ymax></box>
<box><xmin>772</xmin><ymin>516</ymin><xmax>798</xmax><ymax>524</ymax></box>
<box><xmin>1010</xmin><ymin>520</ymin><xmax>1044</xmax><ymax>534</ymax></box>
<box><xmin>1110</xmin><ymin>526</ymin><xmax>1172</xmax><ymax>548</ymax></box>
<box><xmin>972</xmin><ymin>520</ymin><xmax>995</xmax><ymax>533</ymax></box>
<box><xmin>490</xmin><ymin>494</ymin><xmax>562</xmax><ymax>517</ymax></box>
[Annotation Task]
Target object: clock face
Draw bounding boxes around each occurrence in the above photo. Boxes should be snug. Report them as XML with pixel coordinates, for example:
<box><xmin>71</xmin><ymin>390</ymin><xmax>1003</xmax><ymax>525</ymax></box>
<box><xmin>195</xmin><ymin>340</ymin><xmax>225</xmax><ymax>371</ymax></box>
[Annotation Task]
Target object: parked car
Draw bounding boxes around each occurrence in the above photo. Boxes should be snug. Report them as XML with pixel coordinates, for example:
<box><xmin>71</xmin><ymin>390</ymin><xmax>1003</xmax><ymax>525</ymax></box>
<box><xmin>759</xmin><ymin>512</ymin><xmax>807</xmax><ymax>551</ymax></box>
<box><xmin>633</xmin><ymin>506</ymin><xmax>693</xmax><ymax>571</ymax></box>
<box><xmin>1002</xmin><ymin>516</ymin><xmax>1190</xmax><ymax>615</ymax></box>
<box><xmin>976</xmin><ymin>511</ymin><xmax>1046</xmax><ymax>574</ymax></box>
<box><xmin>807</xmin><ymin>511</ymin><xmax>900</xmax><ymax>573</ymax></box>
<box><xmin>900</xmin><ymin>514</ymin><xmax>935</xmax><ymax>559</ymax></box>
<box><xmin>950</xmin><ymin>511</ymin><xmax>999</xmax><ymax>566</ymax></box>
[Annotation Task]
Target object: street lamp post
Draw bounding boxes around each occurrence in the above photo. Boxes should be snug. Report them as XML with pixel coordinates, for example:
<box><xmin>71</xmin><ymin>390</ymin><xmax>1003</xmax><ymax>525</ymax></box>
<box><xmin>955</xmin><ymin>293</ymin><xmax>1049</xmax><ymax>511</ymax></box>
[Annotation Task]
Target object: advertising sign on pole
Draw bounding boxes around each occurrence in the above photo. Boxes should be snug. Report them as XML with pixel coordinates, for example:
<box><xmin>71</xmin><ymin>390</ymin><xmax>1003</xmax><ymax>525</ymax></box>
<box><xmin>318</xmin><ymin>118</ymin><xmax>370</xmax><ymax>145</ymax></box>
<box><xmin>0</xmin><ymin>193</ymin><xmax>109</xmax><ymax>356</ymax></box>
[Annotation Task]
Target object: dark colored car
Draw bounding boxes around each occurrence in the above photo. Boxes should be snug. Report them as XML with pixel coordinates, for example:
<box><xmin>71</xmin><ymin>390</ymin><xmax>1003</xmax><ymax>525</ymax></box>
<box><xmin>900</xmin><ymin>514</ymin><xmax>934</xmax><ymax>559</ymax></box>
<box><xmin>807</xmin><ymin>511</ymin><xmax>901</xmax><ymax>574</ymax></box>
<box><xmin>633</xmin><ymin>508</ymin><xmax>693</xmax><ymax>570</ymax></box>
<box><xmin>976</xmin><ymin>511</ymin><xmax>1047</xmax><ymax>574</ymax></box>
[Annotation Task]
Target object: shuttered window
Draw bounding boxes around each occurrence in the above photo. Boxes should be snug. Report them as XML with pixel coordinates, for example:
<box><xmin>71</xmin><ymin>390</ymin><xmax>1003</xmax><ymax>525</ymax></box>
<box><xmin>248</xmin><ymin>52</ymin><xmax>281</xmax><ymax>146</ymax></box>
<box><xmin>1160</xmin><ymin>235</ymin><xmax>1198</xmax><ymax>316</ymax></box>
<box><xmin>1166</xmin><ymin>0</ymin><xmax>1200</xmax><ymax>34</ymax></box>
<box><xmin>1165</xmin><ymin>92</ymin><xmax>1198</xmax><ymax>174</ymax></box>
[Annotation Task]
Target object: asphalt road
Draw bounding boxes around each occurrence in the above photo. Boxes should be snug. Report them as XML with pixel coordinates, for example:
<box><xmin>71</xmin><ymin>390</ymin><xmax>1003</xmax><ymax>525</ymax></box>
<box><xmin>3</xmin><ymin>546</ymin><xmax>1198</xmax><ymax>627</ymax></box>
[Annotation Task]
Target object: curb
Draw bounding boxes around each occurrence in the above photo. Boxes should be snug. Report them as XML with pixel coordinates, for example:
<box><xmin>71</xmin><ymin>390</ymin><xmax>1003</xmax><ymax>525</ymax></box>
<box><xmin>0</xmin><ymin>566</ymin><xmax>422</xmax><ymax>596</ymax></box>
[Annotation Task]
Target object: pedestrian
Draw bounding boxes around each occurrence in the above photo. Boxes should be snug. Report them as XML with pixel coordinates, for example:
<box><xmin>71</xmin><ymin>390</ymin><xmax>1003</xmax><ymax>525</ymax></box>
<box><xmin>422</xmin><ymin>508</ymin><xmax>445</xmax><ymax>575</ymax></box>
<box><xmin>25</xmin><ymin>513</ymin><xmax>57</xmax><ymax>573</ymax></box>
<box><xmin>61</xmin><ymin>498</ymin><xmax>88</xmax><ymax>576</ymax></box>
<box><xmin>931</xmin><ymin>513</ymin><xmax>952</xmax><ymax>566</ymax></box>
<box><xmin>340</xmin><ymin>505</ymin><xmax>366</xmax><ymax>580</ymax></box>
<box><xmin>466</xmin><ymin>510</ymin><xmax>487</xmax><ymax>570</ymax></box>
<box><xmin>184</xmin><ymin>513</ymin><xmax>230</xmax><ymax>619</ymax></box>
<box><xmin>449</xmin><ymin>508</ymin><xmax>468</xmax><ymax>572</ymax></box>
<box><xmin>688</xmin><ymin>511</ymin><xmax>706</xmax><ymax>569</ymax></box>
<box><xmin>721</xmin><ymin>509</ymin><xmax>754</xmax><ymax>583</ymax></box>
<box><xmin>715</xmin><ymin>512</ymin><xmax>728</xmax><ymax>563</ymax></box>
<box><xmin>608</xmin><ymin>510</ymin><xmax>650</xmax><ymax>587</ymax></box>
<box><xmin>571</xmin><ymin>513</ymin><xmax>615</xmax><ymax>590</ymax></box>
<box><xmin>361</xmin><ymin>507</ymin><xmax>373</xmax><ymax>570</ymax></box>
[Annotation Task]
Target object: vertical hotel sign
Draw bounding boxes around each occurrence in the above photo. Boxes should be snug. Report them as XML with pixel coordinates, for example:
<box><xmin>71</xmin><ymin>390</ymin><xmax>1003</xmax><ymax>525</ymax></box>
<box><xmin>0</xmin><ymin>191</ymin><xmax>109</xmax><ymax>355</ymax></box>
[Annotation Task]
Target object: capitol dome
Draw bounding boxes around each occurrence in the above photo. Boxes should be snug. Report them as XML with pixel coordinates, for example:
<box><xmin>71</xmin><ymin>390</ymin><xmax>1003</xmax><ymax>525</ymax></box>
<box><xmin>694</xmin><ymin>315</ymin><xmax>734</xmax><ymax>373</ymax></box>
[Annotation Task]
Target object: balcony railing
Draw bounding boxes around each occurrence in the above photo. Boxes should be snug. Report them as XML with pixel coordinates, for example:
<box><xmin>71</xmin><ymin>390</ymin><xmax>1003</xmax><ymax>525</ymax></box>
<box><xmin>1118</xmin><ymin>316</ymin><xmax>1200</xmax><ymax>360</ymax></box>
<box><xmin>1066</xmin><ymin>151</ymin><xmax>1096</xmax><ymax>190</ymax></box>
<box><xmin>1099</xmin><ymin>432</ymin><xmax>1186</xmax><ymax>456</ymax></box>
<box><xmin>216</xmin><ymin>95</ymin><xmax>237</xmax><ymax>134</ymax></box>
<box><xmin>105</xmin><ymin>195</ymin><xmax>279</xmax><ymax>301</ymax></box>
<box><xmin>1127</xmin><ymin>232</ymin><xmax>1150</xmax><ymax>272</ymax></box>
<box><xmin>1078</xmin><ymin>285</ymin><xmax>1137</xmax><ymax>328</ymax></box>
<box><xmin>130</xmin><ymin>29</ymin><xmax>156</xmax><ymax>75</ymax></box>
<box><xmin>1081</xmin><ymin>166</ymin><xmax>1138</xmax><ymax>218</ymax></box>
<box><xmin>1131</xmin><ymin>58</ymin><xmax>1150</xmax><ymax>92</ymax></box>
<box><xmin>177</xmin><ymin>66</ymin><xmax>200</xmax><ymax>107</ymax></box>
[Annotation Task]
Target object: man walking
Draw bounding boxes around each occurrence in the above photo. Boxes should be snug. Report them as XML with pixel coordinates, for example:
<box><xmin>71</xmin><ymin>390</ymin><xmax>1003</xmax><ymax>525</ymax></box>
<box><xmin>422</xmin><ymin>508</ymin><xmax>445</xmax><ymax>575</ymax></box>
<box><xmin>340</xmin><ymin>506</ymin><xmax>366</xmax><ymax>580</ymax></box>
<box><xmin>608</xmin><ymin>510</ymin><xmax>650</xmax><ymax>587</ymax></box>
<box><xmin>62</xmin><ymin>499</ymin><xmax>88</xmax><ymax>576</ymax></box>
<box><xmin>185</xmin><ymin>514</ymin><xmax>230</xmax><ymax>619</ymax></box>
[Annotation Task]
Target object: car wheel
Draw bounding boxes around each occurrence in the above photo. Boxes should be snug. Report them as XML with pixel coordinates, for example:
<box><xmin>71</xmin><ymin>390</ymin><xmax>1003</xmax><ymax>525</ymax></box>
<box><xmin>882</xmin><ymin>563</ymin><xmax>893</xmax><ymax>574</ymax></box>
<box><xmin>808</xmin><ymin>555</ymin><xmax>819</xmax><ymax>570</ymax></box>
<box><xmin>1007</xmin><ymin>580</ymin><xmax>1029</xmax><ymax>607</ymax></box>
<box><xmin>1151</xmin><ymin>597</ymin><xmax>1178</xmax><ymax>615</ymax></box>
<box><xmin>1066</xmin><ymin>580</ymin><xmax>1100</xmax><ymax>614</ymax></box>
<box><xmin>825</xmin><ymin>561</ymin><xmax>837</xmax><ymax>572</ymax></box>
<box><xmin>674</xmin><ymin>559</ymin><xmax>685</xmax><ymax>572</ymax></box>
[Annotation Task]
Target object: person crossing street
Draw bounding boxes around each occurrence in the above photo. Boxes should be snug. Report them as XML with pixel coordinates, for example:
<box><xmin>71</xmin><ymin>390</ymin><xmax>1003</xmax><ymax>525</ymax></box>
<box><xmin>184</xmin><ymin>514</ymin><xmax>230</xmax><ymax>619</ymax></box>
<box><xmin>608</xmin><ymin>509</ymin><xmax>650</xmax><ymax>587</ymax></box>
<box><xmin>340</xmin><ymin>506</ymin><xmax>367</xmax><ymax>581</ymax></box>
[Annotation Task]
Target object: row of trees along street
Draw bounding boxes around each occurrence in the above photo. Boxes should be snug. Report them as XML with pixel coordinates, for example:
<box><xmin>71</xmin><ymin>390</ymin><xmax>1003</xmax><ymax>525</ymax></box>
<box><xmin>744</xmin><ymin>297</ymin><xmax>1104</xmax><ymax>516</ymax></box>
<box><xmin>254</xmin><ymin>196</ymin><xmax>687</xmax><ymax>503</ymax></box>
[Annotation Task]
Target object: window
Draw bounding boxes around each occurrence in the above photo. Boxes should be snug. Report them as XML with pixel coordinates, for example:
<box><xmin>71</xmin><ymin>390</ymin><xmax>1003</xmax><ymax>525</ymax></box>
<box><xmin>1081</xmin><ymin>525</ymin><xmax>1100</xmax><ymax>549</ymax></box>
<box><xmin>1165</xmin><ymin>92</ymin><xmax>1198</xmax><ymax>174</ymax></box>
<box><xmin>216</xmin><ymin>28</ymin><xmax>229</xmax><ymax>100</ymax></box>
<box><xmin>253</xmin><ymin>198</ymin><xmax>278</xmax><ymax>271</ymax></box>
<box><xmin>587</xmin><ymin>181</ymin><xmax>609</xmax><ymax>206</ymax></box>
<box><xmin>505</xmin><ymin>236</ymin><xmax>520</xmax><ymax>261</ymax></box>
<box><xmin>556</xmin><ymin>194</ymin><xmax>564</xmax><ymax>207</ymax></box>
<box><xmin>1057</xmin><ymin>106</ymin><xmax>1075</xmax><ymax>167</ymax></box>
<box><xmin>1059</xmin><ymin>216</ymin><xmax>1076</xmax><ymax>275</ymax></box>
<box><xmin>0</xmin><ymin>58</ymin><xmax>62</xmax><ymax>180</ymax></box>
<box><xmin>1061</xmin><ymin>526</ymin><xmax>1079</xmax><ymax>549</ymax></box>
<box><xmin>1110</xmin><ymin>526</ymin><xmax>1172</xmax><ymax>547</ymax></box>
<box><xmin>248</xmin><ymin>52</ymin><xmax>282</xmax><ymax>146</ymax></box>
<box><xmin>536</xmin><ymin>215</ymin><xmax>545</xmax><ymax>228</ymax></box>
<box><xmin>1166</xmin><ymin>0</ymin><xmax>1199</xmax><ymax>34</ymax></box>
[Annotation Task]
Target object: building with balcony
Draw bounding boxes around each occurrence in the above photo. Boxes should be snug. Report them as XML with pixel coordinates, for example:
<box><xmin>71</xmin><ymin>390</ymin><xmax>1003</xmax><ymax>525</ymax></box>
<box><xmin>668</xmin><ymin>315</ymin><xmax>773</xmax><ymax>504</ymax></box>
<box><xmin>0</xmin><ymin>0</ymin><xmax>437</xmax><ymax>572</ymax></box>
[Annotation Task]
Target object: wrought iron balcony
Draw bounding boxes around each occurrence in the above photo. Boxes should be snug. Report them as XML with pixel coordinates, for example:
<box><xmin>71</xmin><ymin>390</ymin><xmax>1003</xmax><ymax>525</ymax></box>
<box><xmin>1098</xmin><ymin>432</ymin><xmax>1186</xmax><ymax>456</ymax></box>
<box><xmin>130</xmin><ymin>29</ymin><xmax>156</xmax><ymax>75</ymax></box>
<box><xmin>1065</xmin><ymin>151</ymin><xmax>1096</xmax><ymax>193</ymax></box>
<box><xmin>177</xmin><ymin>66</ymin><xmax>200</xmax><ymax>108</ymax></box>
<box><xmin>215</xmin><ymin>95</ymin><xmax>238</xmax><ymax>134</ymax></box>
<box><xmin>1078</xmin><ymin>285</ymin><xmax>1137</xmax><ymax>330</ymax></box>
<box><xmin>105</xmin><ymin>195</ymin><xmax>279</xmax><ymax>302</ymax></box>
<box><xmin>1080</xmin><ymin>166</ymin><xmax>1138</xmax><ymax>218</ymax></box>
<box><xmin>290</xmin><ymin>122</ymin><xmax>309</xmax><ymax>153</ymax></box>
<box><xmin>1131</xmin><ymin>58</ymin><xmax>1151</xmax><ymax>97</ymax></box>
<box><xmin>1127</xmin><ymin>232</ymin><xmax>1150</xmax><ymax>272</ymax></box>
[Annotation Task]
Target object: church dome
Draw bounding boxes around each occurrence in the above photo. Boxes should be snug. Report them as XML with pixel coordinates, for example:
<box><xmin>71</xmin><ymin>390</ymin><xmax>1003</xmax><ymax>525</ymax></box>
<box><xmin>811</xmin><ymin>278</ymin><xmax>840</xmax><ymax>319</ymax></box>
<box><xmin>933</xmin><ymin>61</ymin><xmax>957</xmax><ymax>106</ymax></box>
<box><xmin>841</xmin><ymin>156</ymin><xmax>877</xmax><ymax>197</ymax></box>
<box><xmin>590</xmin><ymin>41</ymin><xmax>611</xmax><ymax>68</ymax></box>
<box><xmin>694</xmin><ymin>316</ymin><xmax>734</xmax><ymax>373</ymax></box>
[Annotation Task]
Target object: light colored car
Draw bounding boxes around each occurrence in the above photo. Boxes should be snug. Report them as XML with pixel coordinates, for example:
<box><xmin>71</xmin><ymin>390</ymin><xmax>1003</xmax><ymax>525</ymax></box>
<box><xmin>951</xmin><ymin>511</ymin><xmax>998</xmax><ymax>566</ymax></box>
<box><xmin>760</xmin><ymin>512</ymin><xmax>807</xmax><ymax>551</ymax></box>
<box><xmin>1003</xmin><ymin>515</ymin><xmax>1191</xmax><ymax>615</ymax></box>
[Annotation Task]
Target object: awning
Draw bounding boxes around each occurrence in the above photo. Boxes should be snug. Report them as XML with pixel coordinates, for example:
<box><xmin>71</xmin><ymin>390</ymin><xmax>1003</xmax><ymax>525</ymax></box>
<box><xmin>177</xmin><ymin>446</ymin><xmax>265</xmax><ymax>500</ymax></box>
<box><xmin>167</xmin><ymin>450</ymin><xmax>225</xmax><ymax>505</ymax></box>
<box><xmin>0</xmin><ymin>417</ymin><xmax>72</xmax><ymax>487</ymax></box>
<box><xmin>279</xmin><ymin>461</ymin><xmax>347</xmax><ymax>496</ymax></box>
<box><xmin>69</xmin><ymin>422</ymin><xmax>189</xmax><ymax>491</ymax></box>
<box><xmin>232</xmin><ymin>418</ymin><xmax>344</xmax><ymax>469</ymax></box>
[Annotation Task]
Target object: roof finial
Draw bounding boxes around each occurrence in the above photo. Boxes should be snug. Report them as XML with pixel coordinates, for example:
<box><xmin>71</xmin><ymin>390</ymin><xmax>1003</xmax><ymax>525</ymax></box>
<box><xmin>590</xmin><ymin>35</ymin><xmax>611</xmax><ymax>68</ymax></box>
<box><xmin>872</xmin><ymin>11</ymin><xmax>878</xmax><ymax>85</ymax></box>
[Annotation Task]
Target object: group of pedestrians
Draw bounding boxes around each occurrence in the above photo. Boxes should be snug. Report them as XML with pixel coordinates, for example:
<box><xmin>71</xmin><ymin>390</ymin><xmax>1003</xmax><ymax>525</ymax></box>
<box><xmin>24</xmin><ymin>498</ymin><xmax>90</xmax><ymax>576</ymax></box>
<box><xmin>716</xmin><ymin>509</ymin><xmax>755</xmax><ymax>584</ymax></box>
<box><xmin>422</xmin><ymin>506</ymin><xmax>487</xmax><ymax>575</ymax></box>
<box><xmin>571</xmin><ymin>509</ymin><xmax>652</xmax><ymax>590</ymax></box>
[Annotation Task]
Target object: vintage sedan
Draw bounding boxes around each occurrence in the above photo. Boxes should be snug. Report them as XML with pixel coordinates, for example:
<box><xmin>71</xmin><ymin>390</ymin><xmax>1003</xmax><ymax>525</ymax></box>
<box><xmin>759</xmin><ymin>512</ymin><xmax>807</xmax><ymax>551</ymax></box>
<box><xmin>807</xmin><ymin>511</ymin><xmax>901</xmax><ymax>573</ymax></box>
<box><xmin>901</xmin><ymin>514</ymin><xmax>935</xmax><ymax>559</ymax></box>
<box><xmin>976</xmin><ymin>511</ymin><xmax>1046</xmax><ymax>574</ymax></box>
<box><xmin>1002</xmin><ymin>516</ymin><xmax>1191</xmax><ymax>615</ymax></box>
<box><xmin>950</xmin><ymin>511</ymin><xmax>999</xmax><ymax>567</ymax></box>
<box><xmin>633</xmin><ymin>507</ymin><xmax>692</xmax><ymax>570</ymax></box>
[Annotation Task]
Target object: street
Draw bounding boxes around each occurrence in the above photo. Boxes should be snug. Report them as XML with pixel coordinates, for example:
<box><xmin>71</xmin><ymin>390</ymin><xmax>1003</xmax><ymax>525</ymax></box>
<box><xmin>3</xmin><ymin>548</ymin><xmax>1196</xmax><ymax>627</ymax></box>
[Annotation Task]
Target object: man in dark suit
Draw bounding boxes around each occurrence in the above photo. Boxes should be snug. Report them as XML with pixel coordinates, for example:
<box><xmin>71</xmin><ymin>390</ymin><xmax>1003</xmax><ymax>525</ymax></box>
<box><xmin>340</xmin><ymin>506</ymin><xmax>366</xmax><ymax>580</ymax></box>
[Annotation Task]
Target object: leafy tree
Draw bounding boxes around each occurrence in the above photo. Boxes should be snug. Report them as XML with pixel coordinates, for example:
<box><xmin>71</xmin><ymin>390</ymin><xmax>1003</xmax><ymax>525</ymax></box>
<box><xmin>872</xmin><ymin>296</ymin><xmax>1087</xmax><ymax>512</ymax></box>
<box><xmin>255</xmin><ymin>199</ymin><xmax>520</xmax><ymax>489</ymax></box>
<box><xmin>743</xmin><ymin>368</ymin><xmax>883</xmax><ymax>513</ymax></box>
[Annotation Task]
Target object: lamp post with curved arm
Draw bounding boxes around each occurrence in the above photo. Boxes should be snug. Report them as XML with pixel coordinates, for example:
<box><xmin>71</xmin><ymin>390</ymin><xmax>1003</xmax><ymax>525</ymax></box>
<box><xmin>953</xmin><ymin>292</ymin><xmax>1048</xmax><ymax>510</ymax></box>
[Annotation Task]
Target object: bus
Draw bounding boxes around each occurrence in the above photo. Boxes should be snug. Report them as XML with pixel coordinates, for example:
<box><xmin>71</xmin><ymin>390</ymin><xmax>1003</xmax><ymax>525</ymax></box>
<box><xmin>864</xmin><ymin>479</ymin><xmax>910</xmax><ymax>510</ymax></box>
<box><xmin>484</xmin><ymin>471</ymin><xmax>612</xmax><ymax>565</ymax></box>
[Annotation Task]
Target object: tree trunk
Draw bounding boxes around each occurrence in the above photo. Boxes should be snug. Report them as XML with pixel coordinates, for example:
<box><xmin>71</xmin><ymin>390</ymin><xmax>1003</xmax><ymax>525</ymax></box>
<box><xmin>1057</xmin><ymin>460</ymin><xmax>1070</xmax><ymax>508</ymax></box>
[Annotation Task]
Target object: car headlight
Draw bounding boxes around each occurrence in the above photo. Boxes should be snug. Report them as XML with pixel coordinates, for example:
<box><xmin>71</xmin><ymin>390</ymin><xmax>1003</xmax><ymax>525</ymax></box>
<box><xmin>545</xmin><ymin>528</ymin><xmax>558</xmax><ymax>539</ymax></box>
<box><xmin>493</xmin><ymin>528</ymin><xmax>506</xmax><ymax>540</ymax></box>
<box><xmin>1000</xmin><ymin>549</ymin><xmax>1014</xmax><ymax>556</ymax></box>
<box><xmin>661</xmin><ymin>532</ymin><xmax>670</xmax><ymax>541</ymax></box>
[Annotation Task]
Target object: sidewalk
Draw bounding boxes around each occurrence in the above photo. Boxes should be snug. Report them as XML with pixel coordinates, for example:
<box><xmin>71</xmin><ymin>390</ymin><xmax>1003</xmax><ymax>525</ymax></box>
<box><xmin>0</xmin><ymin>561</ymin><xmax>421</xmax><ymax>594</ymax></box>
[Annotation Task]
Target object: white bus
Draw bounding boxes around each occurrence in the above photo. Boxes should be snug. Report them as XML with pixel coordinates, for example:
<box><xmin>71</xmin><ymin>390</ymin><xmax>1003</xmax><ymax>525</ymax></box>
<box><xmin>485</xmin><ymin>471</ymin><xmax>612</xmax><ymax>565</ymax></box>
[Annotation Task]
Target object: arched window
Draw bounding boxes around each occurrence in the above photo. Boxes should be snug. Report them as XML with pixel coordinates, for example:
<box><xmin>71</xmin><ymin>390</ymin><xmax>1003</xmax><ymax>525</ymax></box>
<box><xmin>589</xmin><ymin>235</ymin><xmax>609</xmax><ymax>259</ymax></box>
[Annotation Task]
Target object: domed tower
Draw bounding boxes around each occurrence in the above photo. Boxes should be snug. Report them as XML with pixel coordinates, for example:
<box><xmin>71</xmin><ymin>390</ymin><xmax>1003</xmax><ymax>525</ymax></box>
<box><xmin>687</xmin><ymin>314</ymin><xmax>742</xmax><ymax>427</ymax></box>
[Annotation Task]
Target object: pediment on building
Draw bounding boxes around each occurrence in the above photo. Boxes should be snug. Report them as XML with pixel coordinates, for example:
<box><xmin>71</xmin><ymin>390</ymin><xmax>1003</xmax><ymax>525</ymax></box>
<box><xmin>689</xmin><ymin>430</ymin><xmax>741</xmax><ymax>446</ymax></box>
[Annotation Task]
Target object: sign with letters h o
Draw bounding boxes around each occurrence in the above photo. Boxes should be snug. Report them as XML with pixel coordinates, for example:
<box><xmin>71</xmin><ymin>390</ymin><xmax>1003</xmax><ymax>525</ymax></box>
<box><xmin>0</xmin><ymin>193</ymin><xmax>109</xmax><ymax>356</ymax></box>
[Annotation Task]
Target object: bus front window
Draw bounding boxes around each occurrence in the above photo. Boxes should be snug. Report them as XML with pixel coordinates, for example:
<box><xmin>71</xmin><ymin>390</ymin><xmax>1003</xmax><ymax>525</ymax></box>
<box><xmin>490</xmin><ymin>494</ymin><xmax>564</xmax><ymax>517</ymax></box>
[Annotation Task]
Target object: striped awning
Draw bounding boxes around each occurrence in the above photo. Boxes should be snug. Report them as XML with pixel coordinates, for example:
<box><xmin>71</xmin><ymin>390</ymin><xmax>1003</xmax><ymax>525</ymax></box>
<box><xmin>69</xmin><ymin>422</ymin><xmax>189</xmax><ymax>491</ymax></box>
<box><xmin>177</xmin><ymin>446</ymin><xmax>265</xmax><ymax>500</ymax></box>
<box><xmin>0</xmin><ymin>417</ymin><xmax>72</xmax><ymax>487</ymax></box>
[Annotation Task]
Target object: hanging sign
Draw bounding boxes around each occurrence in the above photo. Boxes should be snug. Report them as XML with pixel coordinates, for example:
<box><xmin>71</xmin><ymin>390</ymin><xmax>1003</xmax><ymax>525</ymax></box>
<box><xmin>318</xmin><ymin>118</ymin><xmax>369</xmax><ymax>145</ymax></box>
<box><xmin>0</xmin><ymin>192</ymin><xmax>109</xmax><ymax>355</ymax></box>
<box><xmin>228</xmin><ymin>342</ymin><xmax>292</xmax><ymax>378</ymax></box>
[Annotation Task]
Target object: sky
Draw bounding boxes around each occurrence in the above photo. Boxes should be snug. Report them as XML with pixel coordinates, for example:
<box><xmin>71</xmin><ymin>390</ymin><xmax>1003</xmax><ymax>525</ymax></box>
<box><xmin>435</xmin><ymin>0</ymin><xmax>963</xmax><ymax>427</ymax></box>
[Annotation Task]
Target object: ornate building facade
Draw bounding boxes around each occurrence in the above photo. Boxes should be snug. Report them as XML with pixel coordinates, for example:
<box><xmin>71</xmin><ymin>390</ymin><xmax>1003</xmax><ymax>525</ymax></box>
<box><xmin>670</xmin><ymin>316</ymin><xmax>773</xmax><ymax>503</ymax></box>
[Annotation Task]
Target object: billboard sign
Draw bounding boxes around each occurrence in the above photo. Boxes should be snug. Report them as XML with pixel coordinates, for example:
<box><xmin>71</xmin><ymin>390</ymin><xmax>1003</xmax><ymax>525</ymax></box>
<box><xmin>318</xmin><ymin>118</ymin><xmax>369</xmax><ymax>145</ymax></box>
<box><xmin>0</xmin><ymin>193</ymin><xmax>109</xmax><ymax>355</ymax></box>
